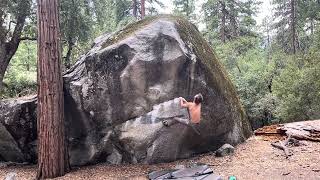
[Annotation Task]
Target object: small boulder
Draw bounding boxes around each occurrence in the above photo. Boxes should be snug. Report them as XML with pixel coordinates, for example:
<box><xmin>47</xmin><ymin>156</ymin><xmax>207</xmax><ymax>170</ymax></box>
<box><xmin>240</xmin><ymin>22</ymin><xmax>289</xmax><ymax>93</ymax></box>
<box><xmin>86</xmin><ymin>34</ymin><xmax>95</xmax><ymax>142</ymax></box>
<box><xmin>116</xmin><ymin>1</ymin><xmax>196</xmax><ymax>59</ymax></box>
<box><xmin>215</xmin><ymin>144</ymin><xmax>235</xmax><ymax>157</ymax></box>
<box><xmin>0</xmin><ymin>96</ymin><xmax>37</xmax><ymax>163</ymax></box>
<box><xmin>5</xmin><ymin>172</ymin><xmax>17</xmax><ymax>180</ymax></box>
<box><xmin>107</xmin><ymin>148</ymin><xmax>123</xmax><ymax>165</ymax></box>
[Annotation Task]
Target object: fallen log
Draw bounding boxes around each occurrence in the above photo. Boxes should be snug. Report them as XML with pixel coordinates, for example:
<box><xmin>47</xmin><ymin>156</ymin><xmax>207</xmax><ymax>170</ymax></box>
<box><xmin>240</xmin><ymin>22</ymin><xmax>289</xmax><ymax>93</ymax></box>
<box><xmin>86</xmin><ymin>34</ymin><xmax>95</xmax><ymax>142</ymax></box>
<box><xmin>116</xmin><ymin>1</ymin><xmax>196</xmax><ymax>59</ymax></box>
<box><xmin>255</xmin><ymin>120</ymin><xmax>320</xmax><ymax>142</ymax></box>
<box><xmin>271</xmin><ymin>139</ymin><xmax>290</xmax><ymax>158</ymax></box>
<box><xmin>288</xmin><ymin>134</ymin><xmax>320</xmax><ymax>142</ymax></box>
<box><xmin>278</xmin><ymin>120</ymin><xmax>320</xmax><ymax>142</ymax></box>
<box><xmin>254</xmin><ymin>132</ymin><xmax>281</xmax><ymax>135</ymax></box>
<box><xmin>282</xmin><ymin>135</ymin><xmax>291</xmax><ymax>146</ymax></box>
<box><xmin>254</xmin><ymin>124</ymin><xmax>280</xmax><ymax>135</ymax></box>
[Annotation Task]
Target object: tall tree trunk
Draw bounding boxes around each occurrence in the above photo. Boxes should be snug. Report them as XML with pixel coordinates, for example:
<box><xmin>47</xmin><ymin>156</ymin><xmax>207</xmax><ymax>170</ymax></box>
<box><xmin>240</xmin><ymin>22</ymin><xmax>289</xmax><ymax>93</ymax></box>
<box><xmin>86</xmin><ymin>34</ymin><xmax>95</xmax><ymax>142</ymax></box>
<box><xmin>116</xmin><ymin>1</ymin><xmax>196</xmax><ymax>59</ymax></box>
<box><xmin>186</xmin><ymin>0</ymin><xmax>189</xmax><ymax>17</ymax></box>
<box><xmin>310</xmin><ymin>19</ymin><xmax>314</xmax><ymax>35</ymax></box>
<box><xmin>266</xmin><ymin>19</ymin><xmax>271</xmax><ymax>63</ymax></box>
<box><xmin>291</xmin><ymin>0</ymin><xmax>296</xmax><ymax>54</ymax></box>
<box><xmin>141</xmin><ymin>0</ymin><xmax>145</xmax><ymax>18</ymax></box>
<box><xmin>229</xmin><ymin>0</ymin><xmax>238</xmax><ymax>38</ymax></box>
<box><xmin>36</xmin><ymin>0</ymin><xmax>70</xmax><ymax>178</ymax></box>
<box><xmin>220</xmin><ymin>1</ymin><xmax>226</xmax><ymax>43</ymax></box>
<box><xmin>25</xmin><ymin>41</ymin><xmax>31</xmax><ymax>71</ymax></box>
<box><xmin>133</xmin><ymin>0</ymin><xmax>137</xmax><ymax>18</ymax></box>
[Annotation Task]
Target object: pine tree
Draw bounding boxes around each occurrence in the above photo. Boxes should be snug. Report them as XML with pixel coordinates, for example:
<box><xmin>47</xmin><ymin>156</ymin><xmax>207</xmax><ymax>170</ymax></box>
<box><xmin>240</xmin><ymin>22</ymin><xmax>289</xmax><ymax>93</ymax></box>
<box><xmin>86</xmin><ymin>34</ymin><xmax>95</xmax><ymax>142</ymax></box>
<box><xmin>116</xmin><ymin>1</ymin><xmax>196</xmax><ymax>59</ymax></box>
<box><xmin>60</xmin><ymin>0</ymin><xmax>95</xmax><ymax>69</ymax></box>
<box><xmin>272</xmin><ymin>0</ymin><xmax>301</xmax><ymax>54</ymax></box>
<box><xmin>202</xmin><ymin>0</ymin><xmax>259</xmax><ymax>42</ymax></box>
<box><xmin>147</xmin><ymin>0</ymin><xmax>164</xmax><ymax>15</ymax></box>
<box><xmin>141</xmin><ymin>0</ymin><xmax>145</xmax><ymax>18</ymax></box>
<box><xmin>132</xmin><ymin>0</ymin><xmax>138</xmax><ymax>18</ymax></box>
<box><xmin>173</xmin><ymin>0</ymin><xmax>196</xmax><ymax>21</ymax></box>
<box><xmin>37</xmin><ymin>0</ymin><xmax>70</xmax><ymax>178</ymax></box>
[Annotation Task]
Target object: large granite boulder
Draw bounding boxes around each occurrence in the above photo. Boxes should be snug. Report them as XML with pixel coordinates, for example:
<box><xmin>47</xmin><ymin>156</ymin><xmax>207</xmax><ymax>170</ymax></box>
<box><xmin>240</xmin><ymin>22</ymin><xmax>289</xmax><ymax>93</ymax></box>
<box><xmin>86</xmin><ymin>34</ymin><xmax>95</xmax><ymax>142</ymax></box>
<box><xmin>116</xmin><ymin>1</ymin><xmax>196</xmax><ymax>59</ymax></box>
<box><xmin>63</xmin><ymin>15</ymin><xmax>252</xmax><ymax>165</ymax></box>
<box><xmin>0</xmin><ymin>96</ymin><xmax>37</xmax><ymax>163</ymax></box>
<box><xmin>0</xmin><ymin>15</ymin><xmax>252</xmax><ymax>166</ymax></box>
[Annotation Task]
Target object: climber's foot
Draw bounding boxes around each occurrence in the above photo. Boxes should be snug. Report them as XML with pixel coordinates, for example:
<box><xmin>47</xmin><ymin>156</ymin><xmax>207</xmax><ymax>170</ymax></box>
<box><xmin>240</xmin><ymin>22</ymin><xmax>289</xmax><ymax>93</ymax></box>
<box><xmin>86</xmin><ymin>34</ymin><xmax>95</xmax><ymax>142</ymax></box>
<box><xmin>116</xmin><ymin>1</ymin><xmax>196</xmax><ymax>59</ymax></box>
<box><xmin>163</xmin><ymin>120</ymin><xmax>169</xmax><ymax>127</ymax></box>
<box><xmin>162</xmin><ymin>119</ymin><xmax>176</xmax><ymax>127</ymax></box>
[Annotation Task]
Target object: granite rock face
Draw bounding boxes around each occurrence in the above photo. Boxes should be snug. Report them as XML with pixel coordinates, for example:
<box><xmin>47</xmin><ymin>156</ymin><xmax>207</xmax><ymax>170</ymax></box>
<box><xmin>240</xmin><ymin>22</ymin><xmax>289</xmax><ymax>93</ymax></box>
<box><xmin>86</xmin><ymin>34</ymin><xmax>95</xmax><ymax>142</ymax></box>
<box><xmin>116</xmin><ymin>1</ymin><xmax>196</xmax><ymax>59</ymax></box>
<box><xmin>0</xmin><ymin>15</ymin><xmax>252</xmax><ymax>166</ymax></box>
<box><xmin>0</xmin><ymin>96</ymin><xmax>37</xmax><ymax>163</ymax></box>
<box><xmin>63</xmin><ymin>15</ymin><xmax>252</xmax><ymax>165</ymax></box>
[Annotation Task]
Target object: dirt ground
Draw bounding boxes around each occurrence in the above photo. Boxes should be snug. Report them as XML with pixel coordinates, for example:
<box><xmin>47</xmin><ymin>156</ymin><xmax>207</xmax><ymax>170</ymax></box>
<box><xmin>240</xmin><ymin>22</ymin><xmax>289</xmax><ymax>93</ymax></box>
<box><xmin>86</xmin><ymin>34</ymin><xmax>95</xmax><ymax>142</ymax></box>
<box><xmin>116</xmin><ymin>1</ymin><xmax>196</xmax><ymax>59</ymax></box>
<box><xmin>1</xmin><ymin>136</ymin><xmax>320</xmax><ymax>180</ymax></box>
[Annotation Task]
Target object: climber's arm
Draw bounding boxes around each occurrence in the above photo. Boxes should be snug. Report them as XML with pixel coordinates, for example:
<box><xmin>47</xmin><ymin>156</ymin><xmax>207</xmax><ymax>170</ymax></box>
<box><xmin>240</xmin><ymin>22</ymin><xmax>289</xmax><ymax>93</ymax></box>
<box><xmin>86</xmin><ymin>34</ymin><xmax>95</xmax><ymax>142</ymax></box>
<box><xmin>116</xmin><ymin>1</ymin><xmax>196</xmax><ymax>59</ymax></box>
<box><xmin>179</xmin><ymin>97</ymin><xmax>190</xmax><ymax>108</ymax></box>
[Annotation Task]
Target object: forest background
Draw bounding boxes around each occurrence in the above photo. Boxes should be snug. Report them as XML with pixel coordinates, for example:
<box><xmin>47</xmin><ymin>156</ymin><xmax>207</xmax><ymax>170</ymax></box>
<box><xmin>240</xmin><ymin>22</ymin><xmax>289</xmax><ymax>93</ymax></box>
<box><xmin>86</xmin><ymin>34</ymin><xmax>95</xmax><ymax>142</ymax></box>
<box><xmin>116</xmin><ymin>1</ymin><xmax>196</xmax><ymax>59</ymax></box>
<box><xmin>1</xmin><ymin>0</ymin><xmax>319</xmax><ymax>128</ymax></box>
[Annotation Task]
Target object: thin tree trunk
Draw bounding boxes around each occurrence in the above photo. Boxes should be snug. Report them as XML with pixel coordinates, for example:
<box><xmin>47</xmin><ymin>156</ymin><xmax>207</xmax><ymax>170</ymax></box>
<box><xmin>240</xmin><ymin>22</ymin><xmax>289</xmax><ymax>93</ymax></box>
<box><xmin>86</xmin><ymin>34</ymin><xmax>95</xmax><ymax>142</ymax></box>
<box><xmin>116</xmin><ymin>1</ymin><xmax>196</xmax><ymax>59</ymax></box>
<box><xmin>0</xmin><ymin>0</ymin><xmax>31</xmax><ymax>90</ymax></box>
<box><xmin>133</xmin><ymin>0</ymin><xmax>137</xmax><ymax>18</ymax></box>
<box><xmin>186</xmin><ymin>0</ymin><xmax>189</xmax><ymax>17</ymax></box>
<box><xmin>310</xmin><ymin>19</ymin><xmax>314</xmax><ymax>35</ymax></box>
<box><xmin>64</xmin><ymin>38</ymin><xmax>73</xmax><ymax>69</ymax></box>
<box><xmin>0</xmin><ymin>46</ymin><xmax>11</xmax><ymax>90</ymax></box>
<box><xmin>266</xmin><ymin>22</ymin><xmax>271</xmax><ymax>63</ymax></box>
<box><xmin>0</xmin><ymin>43</ymin><xmax>21</xmax><ymax>89</ymax></box>
<box><xmin>36</xmin><ymin>0</ymin><xmax>70</xmax><ymax>178</ymax></box>
<box><xmin>236</xmin><ymin>63</ymin><xmax>241</xmax><ymax>73</ymax></box>
<box><xmin>26</xmin><ymin>41</ymin><xmax>31</xmax><ymax>71</ymax></box>
<box><xmin>229</xmin><ymin>0</ymin><xmax>238</xmax><ymax>38</ymax></box>
<box><xmin>220</xmin><ymin>1</ymin><xmax>226</xmax><ymax>43</ymax></box>
<box><xmin>141</xmin><ymin>0</ymin><xmax>145</xmax><ymax>18</ymax></box>
<box><xmin>291</xmin><ymin>0</ymin><xmax>296</xmax><ymax>54</ymax></box>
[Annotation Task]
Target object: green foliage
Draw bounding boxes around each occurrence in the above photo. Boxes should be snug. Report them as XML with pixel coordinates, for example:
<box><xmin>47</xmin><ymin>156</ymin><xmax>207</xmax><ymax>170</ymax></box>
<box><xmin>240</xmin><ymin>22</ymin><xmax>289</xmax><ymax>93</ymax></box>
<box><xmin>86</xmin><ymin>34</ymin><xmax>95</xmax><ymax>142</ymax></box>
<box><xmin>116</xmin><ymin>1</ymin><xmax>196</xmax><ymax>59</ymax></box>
<box><xmin>214</xmin><ymin>36</ymin><xmax>278</xmax><ymax>127</ymax></box>
<box><xmin>146</xmin><ymin>0</ymin><xmax>164</xmax><ymax>15</ymax></box>
<box><xmin>202</xmin><ymin>0</ymin><xmax>260</xmax><ymax>42</ymax></box>
<box><xmin>113</xmin><ymin>0</ymin><xmax>133</xmax><ymax>25</ymax></box>
<box><xmin>60</xmin><ymin>0</ymin><xmax>94</xmax><ymax>43</ymax></box>
<box><xmin>273</xmin><ymin>58</ymin><xmax>320</xmax><ymax>122</ymax></box>
<box><xmin>1</xmin><ymin>0</ymin><xmax>320</xmax><ymax>128</ymax></box>
<box><xmin>272</xmin><ymin>0</ymin><xmax>320</xmax><ymax>53</ymax></box>
<box><xmin>173</xmin><ymin>0</ymin><xmax>196</xmax><ymax>22</ymax></box>
<box><xmin>272</xmin><ymin>30</ymin><xmax>320</xmax><ymax>122</ymax></box>
<box><xmin>0</xmin><ymin>41</ymin><xmax>37</xmax><ymax>98</ymax></box>
<box><xmin>205</xmin><ymin>1</ymin><xmax>320</xmax><ymax>126</ymax></box>
<box><xmin>215</xmin><ymin>30</ymin><xmax>320</xmax><ymax>125</ymax></box>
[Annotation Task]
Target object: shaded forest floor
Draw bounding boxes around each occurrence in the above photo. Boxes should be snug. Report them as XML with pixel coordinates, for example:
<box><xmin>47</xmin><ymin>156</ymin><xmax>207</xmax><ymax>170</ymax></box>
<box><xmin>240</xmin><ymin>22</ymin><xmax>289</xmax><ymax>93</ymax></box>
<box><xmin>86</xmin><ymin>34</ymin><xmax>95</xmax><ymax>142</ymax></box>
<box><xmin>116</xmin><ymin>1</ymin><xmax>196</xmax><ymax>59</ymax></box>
<box><xmin>1</xmin><ymin>136</ymin><xmax>320</xmax><ymax>180</ymax></box>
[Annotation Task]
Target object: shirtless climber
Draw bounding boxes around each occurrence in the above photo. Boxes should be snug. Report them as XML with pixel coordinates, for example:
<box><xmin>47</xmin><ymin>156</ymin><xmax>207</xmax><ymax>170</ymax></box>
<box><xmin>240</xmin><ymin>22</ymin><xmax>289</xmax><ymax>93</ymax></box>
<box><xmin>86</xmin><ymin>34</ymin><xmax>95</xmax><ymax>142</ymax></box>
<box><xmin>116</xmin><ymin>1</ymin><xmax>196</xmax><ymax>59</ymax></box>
<box><xmin>162</xmin><ymin>93</ymin><xmax>203</xmax><ymax>134</ymax></box>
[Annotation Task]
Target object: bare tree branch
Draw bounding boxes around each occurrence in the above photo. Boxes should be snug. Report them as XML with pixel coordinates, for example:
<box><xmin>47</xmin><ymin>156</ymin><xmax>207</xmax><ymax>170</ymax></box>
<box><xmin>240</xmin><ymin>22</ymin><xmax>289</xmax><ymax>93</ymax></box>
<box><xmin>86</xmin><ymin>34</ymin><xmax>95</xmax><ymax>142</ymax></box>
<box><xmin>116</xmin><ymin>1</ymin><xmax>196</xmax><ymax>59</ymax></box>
<box><xmin>19</xmin><ymin>36</ymin><xmax>37</xmax><ymax>41</ymax></box>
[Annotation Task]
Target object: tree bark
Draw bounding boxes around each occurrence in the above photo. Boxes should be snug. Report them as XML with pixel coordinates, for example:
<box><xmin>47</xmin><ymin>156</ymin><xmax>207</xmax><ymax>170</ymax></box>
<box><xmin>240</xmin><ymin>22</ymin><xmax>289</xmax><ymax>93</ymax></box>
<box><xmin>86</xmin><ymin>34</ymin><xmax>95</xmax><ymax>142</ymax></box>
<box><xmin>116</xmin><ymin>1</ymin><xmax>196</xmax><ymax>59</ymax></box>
<box><xmin>26</xmin><ymin>42</ymin><xmax>31</xmax><ymax>71</ymax></box>
<box><xmin>229</xmin><ymin>0</ymin><xmax>238</xmax><ymax>39</ymax></box>
<box><xmin>291</xmin><ymin>0</ymin><xmax>296</xmax><ymax>54</ymax></box>
<box><xmin>36</xmin><ymin>0</ymin><xmax>70</xmax><ymax>179</ymax></box>
<box><xmin>64</xmin><ymin>37</ymin><xmax>74</xmax><ymax>69</ymax></box>
<box><xmin>186</xmin><ymin>0</ymin><xmax>189</xmax><ymax>17</ymax></box>
<box><xmin>310</xmin><ymin>19</ymin><xmax>314</xmax><ymax>35</ymax></box>
<box><xmin>133</xmin><ymin>0</ymin><xmax>138</xmax><ymax>18</ymax></box>
<box><xmin>0</xmin><ymin>45</ymin><xmax>12</xmax><ymax>90</ymax></box>
<box><xmin>219</xmin><ymin>1</ymin><xmax>226</xmax><ymax>43</ymax></box>
<box><xmin>141</xmin><ymin>0</ymin><xmax>145</xmax><ymax>18</ymax></box>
